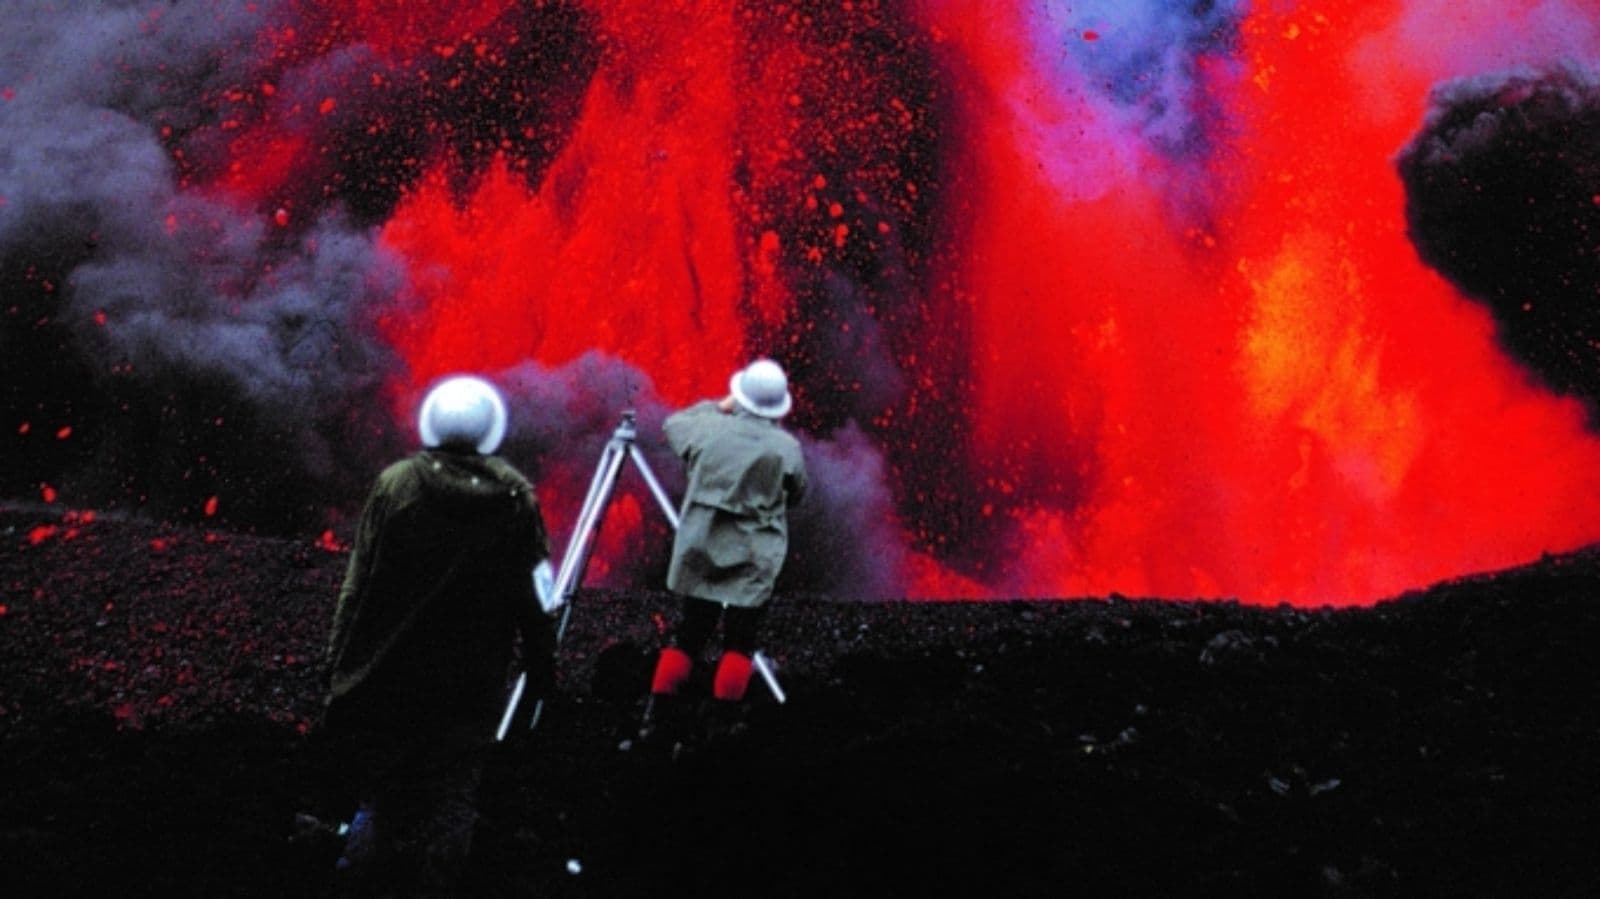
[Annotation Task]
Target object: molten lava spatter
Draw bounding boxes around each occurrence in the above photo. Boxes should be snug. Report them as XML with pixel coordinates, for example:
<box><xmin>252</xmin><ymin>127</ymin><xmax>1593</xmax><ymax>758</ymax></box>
<box><xmin>6</xmin><ymin>0</ymin><xmax>1600</xmax><ymax>604</ymax></box>
<box><xmin>377</xmin><ymin>1</ymin><xmax>763</xmax><ymax>403</ymax></box>
<box><xmin>911</xmin><ymin>0</ymin><xmax>1600</xmax><ymax>602</ymax></box>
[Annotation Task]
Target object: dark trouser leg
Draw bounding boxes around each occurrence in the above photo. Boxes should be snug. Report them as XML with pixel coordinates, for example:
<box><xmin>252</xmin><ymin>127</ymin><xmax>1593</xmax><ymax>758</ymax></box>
<box><xmin>649</xmin><ymin>597</ymin><xmax>722</xmax><ymax>696</ymax></box>
<box><xmin>671</xmin><ymin>597</ymin><xmax>724</xmax><ymax>657</ymax></box>
<box><xmin>718</xmin><ymin>604</ymin><xmax>765</xmax><ymax>656</ymax></box>
<box><xmin>713</xmin><ymin>605</ymin><xmax>767</xmax><ymax>701</ymax></box>
<box><xmin>411</xmin><ymin>757</ymin><xmax>486</xmax><ymax>898</ymax></box>
<box><xmin>642</xmin><ymin>598</ymin><xmax>724</xmax><ymax>744</ymax></box>
<box><xmin>336</xmin><ymin>750</ymin><xmax>485</xmax><ymax>898</ymax></box>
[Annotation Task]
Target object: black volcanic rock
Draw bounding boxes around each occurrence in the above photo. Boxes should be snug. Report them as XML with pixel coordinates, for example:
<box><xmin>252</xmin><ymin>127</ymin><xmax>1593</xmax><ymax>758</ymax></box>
<box><xmin>2</xmin><ymin>503</ymin><xmax>1597</xmax><ymax>897</ymax></box>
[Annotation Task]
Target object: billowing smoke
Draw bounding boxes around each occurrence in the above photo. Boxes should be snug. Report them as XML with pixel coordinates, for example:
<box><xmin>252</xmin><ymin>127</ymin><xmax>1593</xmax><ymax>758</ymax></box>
<box><xmin>1397</xmin><ymin>65</ymin><xmax>1600</xmax><ymax>409</ymax></box>
<box><xmin>785</xmin><ymin>424</ymin><xmax>909</xmax><ymax>599</ymax></box>
<box><xmin>1</xmin><ymin>0</ymin><xmax>407</xmax><ymax>525</ymax></box>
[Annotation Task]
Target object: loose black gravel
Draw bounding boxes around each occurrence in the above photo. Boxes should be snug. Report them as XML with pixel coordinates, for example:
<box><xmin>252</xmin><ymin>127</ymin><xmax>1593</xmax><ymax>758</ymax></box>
<box><xmin>3</xmin><ymin>504</ymin><xmax>1597</xmax><ymax>897</ymax></box>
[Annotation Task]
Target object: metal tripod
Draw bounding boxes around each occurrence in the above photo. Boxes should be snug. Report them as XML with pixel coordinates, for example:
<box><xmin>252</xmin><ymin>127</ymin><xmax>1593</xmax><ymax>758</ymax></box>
<box><xmin>496</xmin><ymin>410</ymin><xmax>786</xmax><ymax>742</ymax></box>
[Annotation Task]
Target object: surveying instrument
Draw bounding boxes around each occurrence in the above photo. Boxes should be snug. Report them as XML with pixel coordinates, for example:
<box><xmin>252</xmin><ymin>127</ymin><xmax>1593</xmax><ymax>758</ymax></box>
<box><xmin>496</xmin><ymin>410</ymin><xmax>786</xmax><ymax>741</ymax></box>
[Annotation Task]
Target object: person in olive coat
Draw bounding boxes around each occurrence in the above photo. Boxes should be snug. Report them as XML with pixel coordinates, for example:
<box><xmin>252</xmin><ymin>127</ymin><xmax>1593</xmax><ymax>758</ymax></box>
<box><xmin>321</xmin><ymin>375</ymin><xmax>553</xmax><ymax>897</ymax></box>
<box><xmin>642</xmin><ymin>359</ymin><xmax>808</xmax><ymax>738</ymax></box>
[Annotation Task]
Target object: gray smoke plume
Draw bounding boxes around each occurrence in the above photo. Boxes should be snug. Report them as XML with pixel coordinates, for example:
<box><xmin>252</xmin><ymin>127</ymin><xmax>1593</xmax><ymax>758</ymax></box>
<box><xmin>785</xmin><ymin>423</ymin><xmax>909</xmax><ymax>599</ymax></box>
<box><xmin>1</xmin><ymin>0</ymin><xmax>410</xmax><ymax>524</ymax></box>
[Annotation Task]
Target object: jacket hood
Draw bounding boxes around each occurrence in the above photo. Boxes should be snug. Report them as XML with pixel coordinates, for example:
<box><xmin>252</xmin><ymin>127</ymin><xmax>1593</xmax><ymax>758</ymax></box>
<box><xmin>411</xmin><ymin>450</ymin><xmax>530</xmax><ymax>517</ymax></box>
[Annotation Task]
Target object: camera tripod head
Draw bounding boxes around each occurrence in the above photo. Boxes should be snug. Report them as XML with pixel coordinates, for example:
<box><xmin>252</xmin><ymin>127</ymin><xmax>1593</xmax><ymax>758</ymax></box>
<box><xmin>612</xmin><ymin>410</ymin><xmax>638</xmax><ymax>443</ymax></box>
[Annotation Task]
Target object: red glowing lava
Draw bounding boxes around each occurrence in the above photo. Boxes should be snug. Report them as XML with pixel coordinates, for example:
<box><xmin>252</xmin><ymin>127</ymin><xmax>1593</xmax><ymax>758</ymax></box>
<box><xmin>376</xmin><ymin>2</ymin><xmax>758</xmax><ymax>403</ymax></box>
<box><xmin>916</xmin><ymin>0</ymin><xmax>1600</xmax><ymax>602</ymax></box>
<box><xmin>184</xmin><ymin>0</ymin><xmax>1600</xmax><ymax>604</ymax></box>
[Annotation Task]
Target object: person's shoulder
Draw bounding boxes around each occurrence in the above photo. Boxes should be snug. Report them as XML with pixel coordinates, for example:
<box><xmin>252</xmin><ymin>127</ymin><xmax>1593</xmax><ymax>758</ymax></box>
<box><xmin>482</xmin><ymin>455</ymin><xmax>535</xmax><ymax>492</ymax></box>
<box><xmin>377</xmin><ymin>454</ymin><xmax>426</xmax><ymax>484</ymax></box>
<box><xmin>364</xmin><ymin>454</ymin><xmax>426</xmax><ymax>504</ymax></box>
<box><xmin>772</xmin><ymin>423</ymin><xmax>803</xmax><ymax>449</ymax></box>
<box><xmin>669</xmin><ymin>400</ymin><xmax>722</xmax><ymax>420</ymax></box>
<box><xmin>665</xmin><ymin>401</ymin><xmax>724</xmax><ymax>444</ymax></box>
<box><xmin>774</xmin><ymin>427</ymin><xmax>806</xmax><ymax>466</ymax></box>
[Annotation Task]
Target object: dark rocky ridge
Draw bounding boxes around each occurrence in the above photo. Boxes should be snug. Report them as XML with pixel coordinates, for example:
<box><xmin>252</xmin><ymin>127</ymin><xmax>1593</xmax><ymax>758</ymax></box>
<box><xmin>2</xmin><ymin>503</ymin><xmax>1596</xmax><ymax>897</ymax></box>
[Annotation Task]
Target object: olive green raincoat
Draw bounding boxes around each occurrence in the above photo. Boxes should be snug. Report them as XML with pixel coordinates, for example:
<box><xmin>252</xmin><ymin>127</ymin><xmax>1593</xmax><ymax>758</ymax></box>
<box><xmin>324</xmin><ymin>450</ymin><xmax>550</xmax><ymax>744</ymax></box>
<box><xmin>664</xmin><ymin>401</ymin><xmax>808</xmax><ymax>607</ymax></box>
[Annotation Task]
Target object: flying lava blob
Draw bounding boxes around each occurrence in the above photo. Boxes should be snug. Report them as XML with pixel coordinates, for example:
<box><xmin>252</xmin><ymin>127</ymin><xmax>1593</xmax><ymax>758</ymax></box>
<box><xmin>4</xmin><ymin>0</ymin><xmax>1600</xmax><ymax>604</ymax></box>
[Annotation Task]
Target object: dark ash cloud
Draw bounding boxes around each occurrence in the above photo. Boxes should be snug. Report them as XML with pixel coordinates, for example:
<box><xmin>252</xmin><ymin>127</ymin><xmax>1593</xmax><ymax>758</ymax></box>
<box><xmin>1397</xmin><ymin>65</ymin><xmax>1600</xmax><ymax>410</ymax></box>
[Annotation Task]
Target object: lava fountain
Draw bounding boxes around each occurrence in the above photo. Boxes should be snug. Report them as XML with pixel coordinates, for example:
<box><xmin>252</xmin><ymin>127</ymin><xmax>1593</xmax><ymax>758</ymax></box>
<box><xmin>4</xmin><ymin>0</ymin><xmax>1600</xmax><ymax>604</ymax></box>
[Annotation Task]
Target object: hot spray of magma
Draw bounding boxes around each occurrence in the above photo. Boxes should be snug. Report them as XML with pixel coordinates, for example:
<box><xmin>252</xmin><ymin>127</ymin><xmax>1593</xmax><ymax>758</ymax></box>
<box><xmin>6</xmin><ymin>0</ymin><xmax>1600</xmax><ymax>604</ymax></box>
<box><xmin>912</xmin><ymin>0</ymin><xmax>1600</xmax><ymax>602</ymax></box>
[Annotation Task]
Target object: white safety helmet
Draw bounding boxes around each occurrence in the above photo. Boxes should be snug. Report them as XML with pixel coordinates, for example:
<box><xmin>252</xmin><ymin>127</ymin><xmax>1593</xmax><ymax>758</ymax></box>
<box><xmin>728</xmin><ymin>358</ymin><xmax>793</xmax><ymax>419</ymax></box>
<box><xmin>417</xmin><ymin>375</ymin><xmax>508</xmax><ymax>454</ymax></box>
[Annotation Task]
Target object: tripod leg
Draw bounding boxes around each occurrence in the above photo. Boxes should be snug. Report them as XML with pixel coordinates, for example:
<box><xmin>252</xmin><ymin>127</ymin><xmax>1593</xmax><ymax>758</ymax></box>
<box><xmin>554</xmin><ymin>442</ymin><xmax>628</xmax><ymax>604</ymax></box>
<box><xmin>628</xmin><ymin>444</ymin><xmax>682</xmax><ymax>530</ymax></box>
<box><xmin>495</xmin><ymin>672</ymin><xmax>527</xmax><ymax>741</ymax></box>
<box><xmin>497</xmin><ymin>441</ymin><xmax>627</xmax><ymax>739</ymax></box>
<box><xmin>752</xmin><ymin>651</ymin><xmax>787</xmax><ymax>704</ymax></box>
<box><xmin>553</xmin><ymin>441</ymin><xmax>629</xmax><ymax>642</ymax></box>
<box><xmin>554</xmin><ymin>438</ymin><xmax>622</xmax><ymax>572</ymax></box>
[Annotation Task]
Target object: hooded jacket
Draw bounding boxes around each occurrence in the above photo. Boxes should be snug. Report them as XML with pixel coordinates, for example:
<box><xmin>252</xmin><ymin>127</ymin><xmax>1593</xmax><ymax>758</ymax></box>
<box><xmin>325</xmin><ymin>450</ymin><xmax>550</xmax><ymax>741</ymax></box>
<box><xmin>664</xmin><ymin>401</ymin><xmax>808</xmax><ymax>607</ymax></box>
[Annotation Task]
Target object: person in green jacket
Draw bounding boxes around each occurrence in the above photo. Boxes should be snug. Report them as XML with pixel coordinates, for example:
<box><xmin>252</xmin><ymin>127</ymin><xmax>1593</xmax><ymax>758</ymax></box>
<box><xmin>642</xmin><ymin>358</ymin><xmax>808</xmax><ymax>741</ymax></box>
<box><xmin>321</xmin><ymin>374</ymin><xmax>552</xmax><ymax>897</ymax></box>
